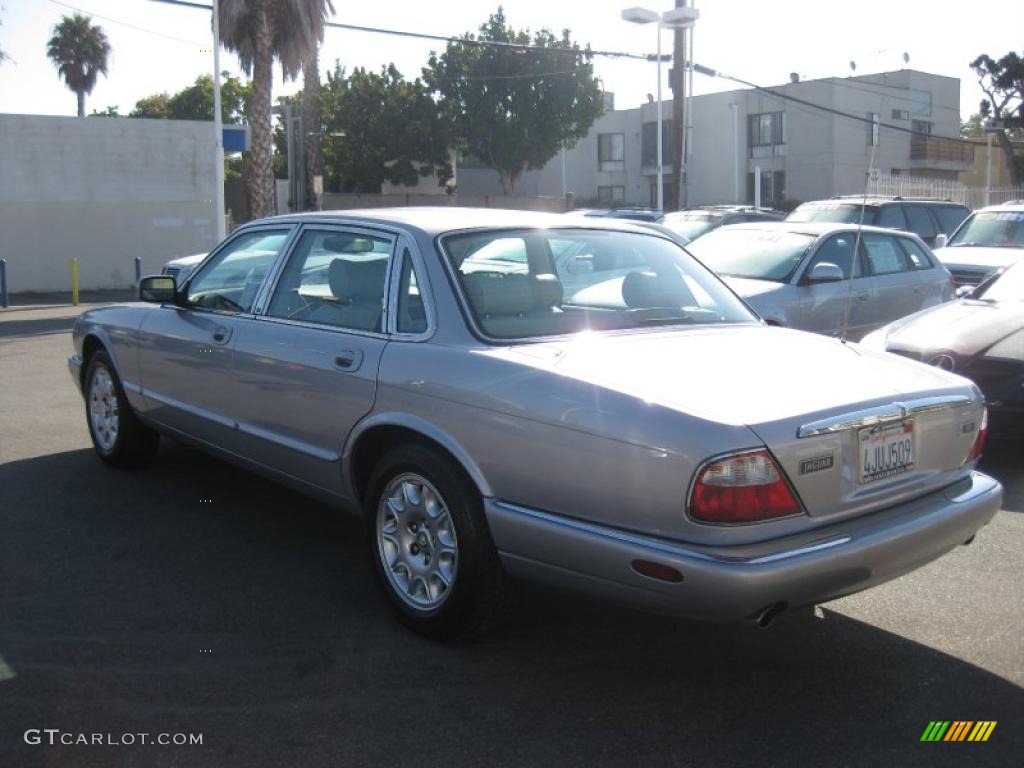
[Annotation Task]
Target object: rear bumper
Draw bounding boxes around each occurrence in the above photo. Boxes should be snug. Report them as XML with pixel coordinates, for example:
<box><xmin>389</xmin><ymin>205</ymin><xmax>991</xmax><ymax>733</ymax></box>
<box><xmin>486</xmin><ymin>471</ymin><xmax>1002</xmax><ymax>621</ymax></box>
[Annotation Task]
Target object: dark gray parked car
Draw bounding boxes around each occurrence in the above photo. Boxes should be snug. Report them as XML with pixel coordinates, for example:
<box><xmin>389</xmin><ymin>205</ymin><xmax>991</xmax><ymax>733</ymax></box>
<box><xmin>69</xmin><ymin>208</ymin><xmax>1000</xmax><ymax>638</ymax></box>
<box><xmin>787</xmin><ymin>197</ymin><xmax>970</xmax><ymax>248</ymax></box>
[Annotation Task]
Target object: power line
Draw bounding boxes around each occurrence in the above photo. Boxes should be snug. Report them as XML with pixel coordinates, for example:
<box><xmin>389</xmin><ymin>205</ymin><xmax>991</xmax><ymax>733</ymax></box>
<box><xmin>48</xmin><ymin>0</ymin><xmax>204</xmax><ymax>47</ymax></box>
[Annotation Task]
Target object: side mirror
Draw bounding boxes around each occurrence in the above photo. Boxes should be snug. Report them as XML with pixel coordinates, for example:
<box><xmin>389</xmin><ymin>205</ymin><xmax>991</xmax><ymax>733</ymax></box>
<box><xmin>933</xmin><ymin>233</ymin><xmax>948</xmax><ymax>249</ymax></box>
<box><xmin>139</xmin><ymin>275</ymin><xmax>177</xmax><ymax>303</ymax></box>
<box><xmin>955</xmin><ymin>284</ymin><xmax>974</xmax><ymax>299</ymax></box>
<box><xmin>806</xmin><ymin>262</ymin><xmax>845</xmax><ymax>284</ymax></box>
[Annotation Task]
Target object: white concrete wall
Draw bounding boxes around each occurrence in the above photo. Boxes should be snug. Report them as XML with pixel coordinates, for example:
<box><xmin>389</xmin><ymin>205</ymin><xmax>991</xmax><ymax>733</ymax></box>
<box><xmin>0</xmin><ymin>114</ymin><xmax>219</xmax><ymax>292</ymax></box>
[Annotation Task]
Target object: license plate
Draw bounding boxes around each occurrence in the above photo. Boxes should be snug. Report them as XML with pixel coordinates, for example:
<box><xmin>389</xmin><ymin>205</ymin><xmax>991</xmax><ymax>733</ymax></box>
<box><xmin>859</xmin><ymin>421</ymin><xmax>914</xmax><ymax>484</ymax></box>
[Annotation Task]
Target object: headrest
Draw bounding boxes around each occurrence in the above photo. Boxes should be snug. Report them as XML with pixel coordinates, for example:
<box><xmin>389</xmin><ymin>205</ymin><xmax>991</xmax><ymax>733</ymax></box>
<box><xmin>621</xmin><ymin>270</ymin><xmax>691</xmax><ymax>309</ymax></box>
<box><xmin>329</xmin><ymin>257</ymin><xmax>388</xmax><ymax>302</ymax></box>
<box><xmin>532</xmin><ymin>273</ymin><xmax>563</xmax><ymax>309</ymax></box>
<box><xmin>463</xmin><ymin>273</ymin><xmax>534</xmax><ymax>316</ymax></box>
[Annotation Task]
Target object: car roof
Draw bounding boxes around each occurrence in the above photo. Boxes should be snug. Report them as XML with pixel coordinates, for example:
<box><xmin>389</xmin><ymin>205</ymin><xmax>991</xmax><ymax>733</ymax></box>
<box><xmin>805</xmin><ymin>196</ymin><xmax>968</xmax><ymax>207</ymax></box>
<box><xmin>976</xmin><ymin>201</ymin><xmax>1024</xmax><ymax>213</ymax></box>
<box><xmin>249</xmin><ymin>207</ymin><xmax>671</xmax><ymax>239</ymax></box>
<box><xmin>705</xmin><ymin>221</ymin><xmax>919</xmax><ymax>238</ymax></box>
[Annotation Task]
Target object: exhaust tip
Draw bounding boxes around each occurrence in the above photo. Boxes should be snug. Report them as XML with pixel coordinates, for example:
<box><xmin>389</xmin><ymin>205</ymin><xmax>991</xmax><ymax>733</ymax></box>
<box><xmin>755</xmin><ymin>603</ymin><xmax>786</xmax><ymax>629</ymax></box>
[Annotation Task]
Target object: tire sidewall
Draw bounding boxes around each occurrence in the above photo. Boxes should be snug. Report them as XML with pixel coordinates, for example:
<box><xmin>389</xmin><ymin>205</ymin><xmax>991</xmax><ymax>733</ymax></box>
<box><xmin>365</xmin><ymin>444</ymin><xmax>495</xmax><ymax>637</ymax></box>
<box><xmin>84</xmin><ymin>351</ymin><xmax>127</xmax><ymax>461</ymax></box>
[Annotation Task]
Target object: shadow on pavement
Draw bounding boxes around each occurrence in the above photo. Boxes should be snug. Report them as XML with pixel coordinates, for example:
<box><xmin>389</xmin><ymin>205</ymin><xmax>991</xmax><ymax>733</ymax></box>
<box><xmin>0</xmin><ymin>444</ymin><xmax>1020</xmax><ymax>768</ymax></box>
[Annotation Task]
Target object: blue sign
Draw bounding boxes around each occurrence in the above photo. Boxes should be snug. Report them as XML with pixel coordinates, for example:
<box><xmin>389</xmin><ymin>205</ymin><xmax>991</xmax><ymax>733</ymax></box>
<box><xmin>223</xmin><ymin>125</ymin><xmax>250</xmax><ymax>152</ymax></box>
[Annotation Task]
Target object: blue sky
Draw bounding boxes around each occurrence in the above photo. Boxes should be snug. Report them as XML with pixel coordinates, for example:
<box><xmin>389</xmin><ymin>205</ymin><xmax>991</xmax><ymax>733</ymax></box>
<box><xmin>1</xmin><ymin>0</ymin><xmax>1021</xmax><ymax>130</ymax></box>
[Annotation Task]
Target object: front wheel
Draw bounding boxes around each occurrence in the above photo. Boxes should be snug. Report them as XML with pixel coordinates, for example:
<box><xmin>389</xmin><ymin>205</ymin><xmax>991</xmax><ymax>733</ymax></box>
<box><xmin>84</xmin><ymin>350</ymin><xmax>159</xmax><ymax>468</ymax></box>
<box><xmin>366</xmin><ymin>444</ymin><xmax>513</xmax><ymax>639</ymax></box>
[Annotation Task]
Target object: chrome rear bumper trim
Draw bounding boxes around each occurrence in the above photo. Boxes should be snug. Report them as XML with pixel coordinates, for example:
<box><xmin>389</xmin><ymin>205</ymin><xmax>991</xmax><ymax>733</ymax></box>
<box><xmin>797</xmin><ymin>394</ymin><xmax>973</xmax><ymax>438</ymax></box>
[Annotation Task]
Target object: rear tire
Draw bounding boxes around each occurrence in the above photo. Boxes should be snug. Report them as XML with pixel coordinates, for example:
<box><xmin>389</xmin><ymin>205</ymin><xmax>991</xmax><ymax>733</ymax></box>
<box><xmin>84</xmin><ymin>350</ymin><xmax>159</xmax><ymax>468</ymax></box>
<box><xmin>366</xmin><ymin>443</ymin><xmax>513</xmax><ymax>639</ymax></box>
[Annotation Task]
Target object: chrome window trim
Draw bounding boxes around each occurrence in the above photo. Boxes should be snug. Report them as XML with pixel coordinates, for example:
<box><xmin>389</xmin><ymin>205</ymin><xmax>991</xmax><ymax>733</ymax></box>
<box><xmin>797</xmin><ymin>394</ymin><xmax>973</xmax><ymax>438</ymax></box>
<box><xmin>255</xmin><ymin>223</ymin><xmax>398</xmax><ymax>335</ymax></box>
<box><xmin>386</xmin><ymin>232</ymin><xmax>437</xmax><ymax>341</ymax></box>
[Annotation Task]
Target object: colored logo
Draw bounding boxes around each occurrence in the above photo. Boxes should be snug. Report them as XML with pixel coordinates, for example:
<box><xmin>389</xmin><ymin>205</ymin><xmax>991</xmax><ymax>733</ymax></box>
<box><xmin>920</xmin><ymin>721</ymin><xmax>997</xmax><ymax>742</ymax></box>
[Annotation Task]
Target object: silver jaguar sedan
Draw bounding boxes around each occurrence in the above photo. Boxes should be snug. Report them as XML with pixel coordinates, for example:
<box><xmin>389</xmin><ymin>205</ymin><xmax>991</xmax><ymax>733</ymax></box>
<box><xmin>69</xmin><ymin>208</ymin><xmax>1001</xmax><ymax>638</ymax></box>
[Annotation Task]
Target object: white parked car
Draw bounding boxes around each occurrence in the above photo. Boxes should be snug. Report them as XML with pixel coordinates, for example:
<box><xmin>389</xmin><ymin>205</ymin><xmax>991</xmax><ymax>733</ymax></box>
<box><xmin>161</xmin><ymin>252</ymin><xmax>207</xmax><ymax>285</ymax></box>
<box><xmin>932</xmin><ymin>202</ymin><xmax>1024</xmax><ymax>288</ymax></box>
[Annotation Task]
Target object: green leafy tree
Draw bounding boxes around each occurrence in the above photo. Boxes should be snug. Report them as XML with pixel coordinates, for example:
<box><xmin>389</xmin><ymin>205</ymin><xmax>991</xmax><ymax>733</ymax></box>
<box><xmin>317</xmin><ymin>63</ymin><xmax>453</xmax><ymax>193</ymax></box>
<box><xmin>970</xmin><ymin>52</ymin><xmax>1024</xmax><ymax>186</ymax></box>
<box><xmin>218</xmin><ymin>0</ymin><xmax>334</xmax><ymax>218</ymax></box>
<box><xmin>46</xmin><ymin>13</ymin><xmax>112</xmax><ymax>117</ymax></box>
<box><xmin>960</xmin><ymin>112</ymin><xmax>983</xmax><ymax>138</ymax></box>
<box><xmin>89</xmin><ymin>105</ymin><xmax>120</xmax><ymax>117</ymax></box>
<box><xmin>130</xmin><ymin>74</ymin><xmax>251</xmax><ymax>123</ymax></box>
<box><xmin>424</xmin><ymin>7</ymin><xmax>603</xmax><ymax>195</ymax></box>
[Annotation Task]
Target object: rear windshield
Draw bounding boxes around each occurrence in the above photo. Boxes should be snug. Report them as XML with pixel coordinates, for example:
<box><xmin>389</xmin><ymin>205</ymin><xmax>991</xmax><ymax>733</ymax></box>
<box><xmin>659</xmin><ymin>213</ymin><xmax>721</xmax><ymax>241</ymax></box>
<box><xmin>948</xmin><ymin>211</ymin><xmax>1024</xmax><ymax>248</ymax></box>
<box><xmin>686</xmin><ymin>228</ymin><xmax>815</xmax><ymax>282</ymax></box>
<box><xmin>441</xmin><ymin>228</ymin><xmax>757</xmax><ymax>340</ymax></box>
<box><xmin>787</xmin><ymin>203</ymin><xmax>879</xmax><ymax>225</ymax></box>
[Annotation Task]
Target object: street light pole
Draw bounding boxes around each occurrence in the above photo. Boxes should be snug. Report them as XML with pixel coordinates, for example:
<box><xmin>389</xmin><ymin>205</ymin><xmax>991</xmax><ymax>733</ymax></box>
<box><xmin>211</xmin><ymin>0</ymin><xmax>226</xmax><ymax>240</ymax></box>
<box><xmin>655</xmin><ymin>22</ymin><xmax>663</xmax><ymax>211</ymax></box>
<box><xmin>622</xmin><ymin>6</ymin><xmax>699</xmax><ymax>212</ymax></box>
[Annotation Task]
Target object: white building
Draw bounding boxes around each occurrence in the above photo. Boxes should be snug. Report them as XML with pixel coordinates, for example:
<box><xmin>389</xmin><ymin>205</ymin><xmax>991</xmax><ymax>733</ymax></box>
<box><xmin>454</xmin><ymin>68</ymin><xmax>972</xmax><ymax>209</ymax></box>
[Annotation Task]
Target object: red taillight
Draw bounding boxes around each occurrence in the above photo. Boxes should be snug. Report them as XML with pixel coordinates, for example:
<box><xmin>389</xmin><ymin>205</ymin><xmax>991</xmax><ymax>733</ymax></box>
<box><xmin>964</xmin><ymin>408</ymin><xmax>988</xmax><ymax>465</ymax></box>
<box><xmin>689</xmin><ymin>450</ymin><xmax>802</xmax><ymax>524</ymax></box>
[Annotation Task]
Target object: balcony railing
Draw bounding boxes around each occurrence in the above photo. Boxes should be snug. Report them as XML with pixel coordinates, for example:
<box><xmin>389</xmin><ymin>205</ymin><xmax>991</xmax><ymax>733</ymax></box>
<box><xmin>910</xmin><ymin>135</ymin><xmax>975</xmax><ymax>166</ymax></box>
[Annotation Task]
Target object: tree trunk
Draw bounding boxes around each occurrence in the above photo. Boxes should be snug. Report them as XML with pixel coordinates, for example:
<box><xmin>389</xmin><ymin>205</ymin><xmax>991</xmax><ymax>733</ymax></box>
<box><xmin>247</xmin><ymin>5</ymin><xmax>275</xmax><ymax>219</ymax></box>
<box><xmin>77</xmin><ymin>90</ymin><xmax>85</xmax><ymax>118</ymax></box>
<box><xmin>302</xmin><ymin>46</ymin><xmax>322</xmax><ymax>210</ymax></box>
<box><xmin>996</xmin><ymin>129</ymin><xmax>1022</xmax><ymax>187</ymax></box>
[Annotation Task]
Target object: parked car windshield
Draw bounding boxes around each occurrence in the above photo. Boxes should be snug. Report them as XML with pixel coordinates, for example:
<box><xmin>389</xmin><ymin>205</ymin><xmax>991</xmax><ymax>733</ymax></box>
<box><xmin>947</xmin><ymin>211</ymin><xmax>1024</xmax><ymax>248</ymax></box>
<box><xmin>975</xmin><ymin>263</ymin><xmax>1024</xmax><ymax>303</ymax></box>
<box><xmin>787</xmin><ymin>203</ymin><xmax>878</xmax><ymax>225</ymax></box>
<box><xmin>442</xmin><ymin>228</ymin><xmax>757</xmax><ymax>340</ymax></box>
<box><xmin>659</xmin><ymin>212</ymin><xmax>721</xmax><ymax>240</ymax></box>
<box><xmin>686</xmin><ymin>228</ymin><xmax>815</xmax><ymax>282</ymax></box>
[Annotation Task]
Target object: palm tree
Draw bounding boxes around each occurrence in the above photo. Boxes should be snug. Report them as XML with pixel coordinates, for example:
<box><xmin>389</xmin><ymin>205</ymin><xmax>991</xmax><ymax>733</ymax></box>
<box><xmin>302</xmin><ymin>46</ymin><xmax>323</xmax><ymax>209</ymax></box>
<box><xmin>46</xmin><ymin>14</ymin><xmax>111</xmax><ymax>117</ymax></box>
<box><xmin>219</xmin><ymin>0</ymin><xmax>334</xmax><ymax>219</ymax></box>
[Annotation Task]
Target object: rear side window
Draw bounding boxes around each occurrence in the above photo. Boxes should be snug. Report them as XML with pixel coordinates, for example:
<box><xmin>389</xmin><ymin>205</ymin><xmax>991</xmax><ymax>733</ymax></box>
<box><xmin>897</xmin><ymin>237</ymin><xmax>934</xmax><ymax>270</ymax></box>
<box><xmin>934</xmin><ymin>206</ymin><xmax>970</xmax><ymax>234</ymax></box>
<box><xmin>877</xmin><ymin>205</ymin><xmax>907</xmax><ymax>229</ymax></box>
<box><xmin>904</xmin><ymin>206</ymin><xmax>938</xmax><ymax>239</ymax></box>
<box><xmin>396</xmin><ymin>249</ymin><xmax>428</xmax><ymax>335</ymax></box>
<box><xmin>863</xmin><ymin>233</ymin><xmax>910</xmax><ymax>274</ymax></box>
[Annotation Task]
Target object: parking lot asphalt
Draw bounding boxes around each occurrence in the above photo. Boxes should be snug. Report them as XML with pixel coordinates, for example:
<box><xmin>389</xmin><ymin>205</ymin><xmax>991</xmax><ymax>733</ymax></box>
<box><xmin>1</xmin><ymin>303</ymin><xmax>1022</xmax><ymax>768</ymax></box>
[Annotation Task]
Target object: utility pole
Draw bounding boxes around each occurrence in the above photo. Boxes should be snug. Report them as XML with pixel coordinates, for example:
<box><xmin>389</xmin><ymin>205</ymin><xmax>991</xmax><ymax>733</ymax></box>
<box><xmin>670</xmin><ymin>0</ymin><xmax>686</xmax><ymax>212</ymax></box>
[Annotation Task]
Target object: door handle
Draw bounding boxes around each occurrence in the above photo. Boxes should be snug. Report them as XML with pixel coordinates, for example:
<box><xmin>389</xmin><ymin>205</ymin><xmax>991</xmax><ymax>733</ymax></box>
<box><xmin>212</xmin><ymin>326</ymin><xmax>231</xmax><ymax>344</ymax></box>
<box><xmin>856</xmin><ymin>292</ymin><xmax>870</xmax><ymax>301</ymax></box>
<box><xmin>333</xmin><ymin>349</ymin><xmax>363</xmax><ymax>372</ymax></box>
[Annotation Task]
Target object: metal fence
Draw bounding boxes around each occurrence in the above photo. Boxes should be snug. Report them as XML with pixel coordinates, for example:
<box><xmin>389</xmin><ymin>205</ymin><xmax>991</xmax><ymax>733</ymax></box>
<box><xmin>867</xmin><ymin>172</ymin><xmax>1022</xmax><ymax>210</ymax></box>
<box><xmin>321</xmin><ymin>192</ymin><xmax>571</xmax><ymax>213</ymax></box>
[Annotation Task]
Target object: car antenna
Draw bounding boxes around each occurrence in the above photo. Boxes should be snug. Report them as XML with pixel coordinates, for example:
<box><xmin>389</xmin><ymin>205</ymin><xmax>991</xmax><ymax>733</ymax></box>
<box><xmin>839</xmin><ymin>135</ymin><xmax>879</xmax><ymax>345</ymax></box>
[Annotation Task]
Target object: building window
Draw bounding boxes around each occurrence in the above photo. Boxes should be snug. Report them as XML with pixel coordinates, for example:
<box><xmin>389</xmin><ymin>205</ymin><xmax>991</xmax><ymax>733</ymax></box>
<box><xmin>598</xmin><ymin>185</ymin><xmax>625</xmax><ymax>203</ymax></box>
<box><xmin>910</xmin><ymin>89</ymin><xmax>932</xmax><ymax>117</ymax></box>
<box><xmin>911</xmin><ymin>120</ymin><xmax>932</xmax><ymax>136</ymax></box>
<box><xmin>598</xmin><ymin>133</ymin><xmax>625</xmax><ymax>171</ymax></box>
<box><xmin>746</xmin><ymin>170</ymin><xmax>786</xmax><ymax>207</ymax></box>
<box><xmin>641</xmin><ymin>121</ymin><xmax>675</xmax><ymax>168</ymax></box>
<box><xmin>867</xmin><ymin>112</ymin><xmax>879</xmax><ymax>146</ymax></box>
<box><xmin>748</xmin><ymin>112</ymin><xmax>785</xmax><ymax>158</ymax></box>
<box><xmin>891</xmin><ymin>109</ymin><xmax>910</xmax><ymax>121</ymax></box>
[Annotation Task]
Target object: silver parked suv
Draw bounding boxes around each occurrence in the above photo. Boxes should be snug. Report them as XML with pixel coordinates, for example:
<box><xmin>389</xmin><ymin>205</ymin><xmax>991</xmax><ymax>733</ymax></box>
<box><xmin>931</xmin><ymin>201</ymin><xmax>1024</xmax><ymax>287</ymax></box>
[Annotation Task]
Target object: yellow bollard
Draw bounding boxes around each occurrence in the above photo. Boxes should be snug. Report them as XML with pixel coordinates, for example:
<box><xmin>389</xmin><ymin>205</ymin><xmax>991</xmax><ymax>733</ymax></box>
<box><xmin>70</xmin><ymin>258</ymin><xmax>79</xmax><ymax>306</ymax></box>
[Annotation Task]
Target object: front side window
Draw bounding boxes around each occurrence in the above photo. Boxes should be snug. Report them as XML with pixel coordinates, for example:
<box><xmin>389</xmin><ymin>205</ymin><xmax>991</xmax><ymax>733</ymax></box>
<box><xmin>185</xmin><ymin>229</ymin><xmax>290</xmax><ymax>313</ymax></box>
<box><xmin>808</xmin><ymin>234</ymin><xmax>864</xmax><ymax>280</ymax></box>
<box><xmin>934</xmin><ymin>206</ymin><xmax>969</xmax><ymax>234</ymax></box>
<box><xmin>975</xmin><ymin>263</ymin><xmax>1024</xmax><ymax>303</ymax></box>
<box><xmin>904</xmin><ymin>205</ymin><xmax>937</xmax><ymax>239</ymax></box>
<box><xmin>659</xmin><ymin>212</ymin><xmax>720</xmax><ymax>241</ymax></box>
<box><xmin>877</xmin><ymin>205</ymin><xmax>907</xmax><ymax>229</ymax></box>
<box><xmin>265</xmin><ymin>229</ymin><xmax>392</xmax><ymax>332</ymax></box>
<box><xmin>442</xmin><ymin>228</ymin><xmax>756</xmax><ymax>340</ymax></box>
<box><xmin>948</xmin><ymin>211</ymin><xmax>1024</xmax><ymax>247</ymax></box>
